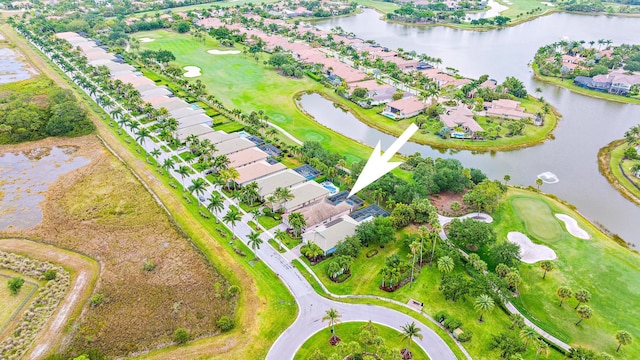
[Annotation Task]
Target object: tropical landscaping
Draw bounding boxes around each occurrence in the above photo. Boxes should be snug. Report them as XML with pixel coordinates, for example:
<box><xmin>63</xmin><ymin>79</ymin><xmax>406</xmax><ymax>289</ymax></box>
<box><xmin>598</xmin><ymin>124</ymin><xmax>640</xmax><ymax>205</ymax></box>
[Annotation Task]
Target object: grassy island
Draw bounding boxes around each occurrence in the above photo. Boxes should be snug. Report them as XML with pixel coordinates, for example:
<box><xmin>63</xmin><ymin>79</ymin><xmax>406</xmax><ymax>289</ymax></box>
<box><xmin>598</xmin><ymin>125</ymin><xmax>640</xmax><ymax>206</ymax></box>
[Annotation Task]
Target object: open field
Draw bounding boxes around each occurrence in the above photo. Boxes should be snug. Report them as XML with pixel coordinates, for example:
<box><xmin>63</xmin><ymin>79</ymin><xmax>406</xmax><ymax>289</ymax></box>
<box><xmin>599</xmin><ymin>139</ymin><xmax>640</xmax><ymax>206</ymax></box>
<box><xmin>0</xmin><ymin>135</ymin><xmax>235</xmax><ymax>357</ymax></box>
<box><xmin>493</xmin><ymin>188</ymin><xmax>640</xmax><ymax>358</ymax></box>
<box><xmin>0</xmin><ymin>271</ymin><xmax>37</xmax><ymax>334</ymax></box>
<box><xmin>294</xmin><ymin>321</ymin><xmax>430</xmax><ymax>360</ymax></box>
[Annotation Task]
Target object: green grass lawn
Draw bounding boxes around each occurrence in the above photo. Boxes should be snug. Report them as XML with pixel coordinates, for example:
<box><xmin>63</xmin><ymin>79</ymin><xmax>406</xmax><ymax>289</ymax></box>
<box><xmin>510</xmin><ymin>197</ymin><xmax>563</xmax><ymax>241</ymax></box>
<box><xmin>492</xmin><ymin>188</ymin><xmax>640</xmax><ymax>358</ymax></box>
<box><xmin>355</xmin><ymin>0</ymin><xmax>400</xmax><ymax>13</ymax></box>
<box><xmin>294</xmin><ymin>321</ymin><xmax>430</xmax><ymax>360</ymax></box>
<box><xmin>533</xmin><ymin>64</ymin><xmax>640</xmax><ymax>105</ymax></box>
<box><xmin>133</xmin><ymin>30</ymin><xmax>408</xmax><ymax>168</ymax></box>
<box><xmin>0</xmin><ymin>272</ymin><xmax>37</xmax><ymax>333</ymax></box>
<box><xmin>319</xmin><ymin>90</ymin><xmax>558</xmax><ymax>152</ymax></box>
<box><xmin>307</xmin><ymin>229</ymin><xmax>563</xmax><ymax>360</ymax></box>
<box><xmin>258</xmin><ymin>215</ymin><xmax>281</xmax><ymax>230</ymax></box>
<box><xmin>610</xmin><ymin>141</ymin><xmax>640</xmax><ymax>201</ymax></box>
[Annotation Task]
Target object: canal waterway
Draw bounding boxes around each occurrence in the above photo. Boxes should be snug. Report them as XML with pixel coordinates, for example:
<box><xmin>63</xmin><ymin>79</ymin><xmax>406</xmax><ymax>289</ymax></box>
<box><xmin>307</xmin><ymin>11</ymin><xmax>640</xmax><ymax>245</ymax></box>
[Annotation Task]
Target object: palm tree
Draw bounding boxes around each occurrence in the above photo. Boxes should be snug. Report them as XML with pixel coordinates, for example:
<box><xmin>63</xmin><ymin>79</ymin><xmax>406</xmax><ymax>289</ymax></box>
<box><xmin>150</xmin><ymin>148</ymin><xmax>161</xmax><ymax>161</ymax></box>
<box><xmin>437</xmin><ymin>256</ymin><xmax>454</xmax><ymax>280</ymax></box>
<box><xmin>247</xmin><ymin>231</ymin><xmax>263</xmax><ymax>252</ymax></box>
<box><xmin>540</xmin><ymin>260</ymin><xmax>554</xmax><ymax>279</ymax></box>
<box><xmin>207</xmin><ymin>192</ymin><xmax>225</xmax><ymax>223</ymax></box>
<box><xmin>556</xmin><ymin>286</ymin><xmax>573</xmax><ymax>307</ymax></box>
<box><xmin>503</xmin><ymin>174</ymin><xmax>511</xmax><ymax>185</ymax></box>
<box><xmin>615</xmin><ymin>330</ymin><xmax>633</xmax><ymax>352</ymax></box>
<box><xmin>162</xmin><ymin>158</ymin><xmax>175</xmax><ymax>174</ymax></box>
<box><xmin>474</xmin><ymin>294</ymin><xmax>495</xmax><ymax>322</ymax></box>
<box><xmin>399</xmin><ymin>322</ymin><xmax>423</xmax><ymax>358</ymax></box>
<box><xmin>574</xmin><ymin>289</ymin><xmax>591</xmax><ymax>309</ymax></box>
<box><xmin>275</xmin><ymin>187</ymin><xmax>294</xmax><ymax>212</ymax></box>
<box><xmin>188</xmin><ymin>178</ymin><xmax>207</xmax><ymax>201</ymax></box>
<box><xmin>250</xmin><ymin>209</ymin><xmax>261</xmax><ymax>230</ymax></box>
<box><xmin>409</xmin><ymin>240</ymin><xmax>420</xmax><ymax>287</ymax></box>
<box><xmin>223</xmin><ymin>208</ymin><xmax>242</xmax><ymax>240</ymax></box>
<box><xmin>574</xmin><ymin>305</ymin><xmax>593</xmax><ymax>326</ymax></box>
<box><xmin>509</xmin><ymin>313</ymin><xmax>525</xmax><ymax>330</ymax></box>
<box><xmin>520</xmin><ymin>326</ymin><xmax>538</xmax><ymax>346</ymax></box>
<box><xmin>176</xmin><ymin>166</ymin><xmax>190</xmax><ymax>189</ymax></box>
<box><xmin>322</xmin><ymin>308</ymin><xmax>342</xmax><ymax>337</ymax></box>
<box><xmin>373</xmin><ymin>188</ymin><xmax>385</xmax><ymax>206</ymax></box>
<box><xmin>274</xmin><ymin>229</ymin><xmax>287</xmax><ymax>251</ymax></box>
<box><xmin>288</xmin><ymin>212</ymin><xmax>306</xmax><ymax>238</ymax></box>
<box><xmin>536</xmin><ymin>178</ymin><xmax>543</xmax><ymax>191</ymax></box>
<box><xmin>535</xmin><ymin>339</ymin><xmax>550</xmax><ymax>359</ymax></box>
<box><xmin>135</xmin><ymin>127</ymin><xmax>151</xmax><ymax>145</ymax></box>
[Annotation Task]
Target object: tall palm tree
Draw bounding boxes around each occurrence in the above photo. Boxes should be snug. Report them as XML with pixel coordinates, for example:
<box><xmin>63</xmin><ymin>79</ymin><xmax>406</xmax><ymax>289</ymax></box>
<box><xmin>275</xmin><ymin>187</ymin><xmax>294</xmax><ymax>212</ymax></box>
<box><xmin>207</xmin><ymin>192</ymin><xmax>225</xmax><ymax>223</ymax></box>
<box><xmin>223</xmin><ymin>208</ymin><xmax>241</xmax><ymax>240</ymax></box>
<box><xmin>536</xmin><ymin>178</ymin><xmax>543</xmax><ymax>191</ymax></box>
<box><xmin>556</xmin><ymin>286</ymin><xmax>573</xmax><ymax>307</ymax></box>
<box><xmin>535</xmin><ymin>339</ymin><xmax>550</xmax><ymax>359</ymax></box>
<box><xmin>520</xmin><ymin>326</ymin><xmax>538</xmax><ymax>347</ymax></box>
<box><xmin>247</xmin><ymin>231</ymin><xmax>263</xmax><ymax>252</ymax></box>
<box><xmin>250</xmin><ymin>209</ymin><xmax>262</xmax><ymax>230</ymax></box>
<box><xmin>188</xmin><ymin>178</ymin><xmax>207</xmax><ymax>201</ymax></box>
<box><xmin>474</xmin><ymin>294</ymin><xmax>495</xmax><ymax>322</ymax></box>
<box><xmin>437</xmin><ymin>256</ymin><xmax>454</xmax><ymax>280</ymax></box>
<box><xmin>288</xmin><ymin>212</ymin><xmax>306</xmax><ymax>238</ymax></box>
<box><xmin>274</xmin><ymin>229</ymin><xmax>287</xmax><ymax>250</ymax></box>
<box><xmin>539</xmin><ymin>260</ymin><xmax>554</xmax><ymax>279</ymax></box>
<box><xmin>176</xmin><ymin>166</ymin><xmax>190</xmax><ymax>189</ymax></box>
<box><xmin>322</xmin><ymin>308</ymin><xmax>342</xmax><ymax>337</ymax></box>
<box><xmin>162</xmin><ymin>158</ymin><xmax>175</xmax><ymax>174</ymax></box>
<box><xmin>135</xmin><ymin>127</ymin><xmax>151</xmax><ymax>145</ymax></box>
<box><xmin>574</xmin><ymin>289</ymin><xmax>591</xmax><ymax>309</ymax></box>
<box><xmin>574</xmin><ymin>305</ymin><xmax>593</xmax><ymax>326</ymax></box>
<box><xmin>409</xmin><ymin>240</ymin><xmax>420</xmax><ymax>287</ymax></box>
<box><xmin>399</xmin><ymin>322</ymin><xmax>423</xmax><ymax>358</ymax></box>
<box><xmin>615</xmin><ymin>330</ymin><xmax>633</xmax><ymax>352</ymax></box>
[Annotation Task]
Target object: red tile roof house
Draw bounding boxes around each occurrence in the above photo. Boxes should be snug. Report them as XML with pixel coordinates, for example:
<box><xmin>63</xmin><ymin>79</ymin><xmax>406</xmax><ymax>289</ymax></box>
<box><xmin>484</xmin><ymin>99</ymin><xmax>534</xmax><ymax>120</ymax></box>
<box><xmin>348</xmin><ymin>80</ymin><xmax>398</xmax><ymax>105</ymax></box>
<box><xmin>382</xmin><ymin>97</ymin><xmax>426</xmax><ymax>119</ymax></box>
<box><xmin>440</xmin><ymin>106</ymin><xmax>484</xmax><ymax>137</ymax></box>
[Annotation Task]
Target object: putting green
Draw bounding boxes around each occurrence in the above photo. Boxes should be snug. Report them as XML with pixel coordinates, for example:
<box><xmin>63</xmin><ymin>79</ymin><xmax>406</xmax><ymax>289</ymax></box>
<box><xmin>510</xmin><ymin>196</ymin><xmax>563</xmax><ymax>241</ymax></box>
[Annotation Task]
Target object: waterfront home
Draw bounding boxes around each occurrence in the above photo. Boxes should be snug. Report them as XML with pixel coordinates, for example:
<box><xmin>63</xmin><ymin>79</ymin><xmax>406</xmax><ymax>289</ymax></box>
<box><xmin>440</xmin><ymin>106</ymin><xmax>484</xmax><ymax>137</ymax></box>
<box><xmin>348</xmin><ymin>80</ymin><xmax>398</xmax><ymax>105</ymax></box>
<box><xmin>484</xmin><ymin>99</ymin><xmax>534</xmax><ymax>120</ymax></box>
<box><xmin>382</xmin><ymin>97</ymin><xmax>426</xmax><ymax>119</ymax></box>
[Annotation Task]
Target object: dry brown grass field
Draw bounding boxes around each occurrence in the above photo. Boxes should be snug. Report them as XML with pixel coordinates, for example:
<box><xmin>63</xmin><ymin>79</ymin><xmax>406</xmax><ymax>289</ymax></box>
<box><xmin>0</xmin><ymin>135</ymin><xmax>236</xmax><ymax>357</ymax></box>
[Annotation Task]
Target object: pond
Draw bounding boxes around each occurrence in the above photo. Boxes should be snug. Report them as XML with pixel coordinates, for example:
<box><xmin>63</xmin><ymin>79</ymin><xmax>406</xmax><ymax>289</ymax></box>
<box><xmin>0</xmin><ymin>47</ymin><xmax>37</xmax><ymax>85</ymax></box>
<box><xmin>0</xmin><ymin>146</ymin><xmax>91</xmax><ymax>230</ymax></box>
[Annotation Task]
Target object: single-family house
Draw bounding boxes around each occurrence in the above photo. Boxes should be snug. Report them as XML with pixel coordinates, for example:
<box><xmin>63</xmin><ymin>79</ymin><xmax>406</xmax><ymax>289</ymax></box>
<box><xmin>302</xmin><ymin>215</ymin><xmax>359</xmax><ymax>255</ymax></box>
<box><xmin>176</xmin><ymin>124</ymin><xmax>214</xmax><ymax>143</ymax></box>
<box><xmin>212</xmin><ymin>137</ymin><xmax>255</xmax><ymax>156</ymax></box>
<box><xmin>280</xmin><ymin>181</ymin><xmax>330</xmax><ymax>213</ymax></box>
<box><xmin>235</xmin><ymin>161</ymin><xmax>287</xmax><ymax>186</ymax></box>
<box><xmin>440</xmin><ymin>106</ymin><xmax>484</xmax><ymax>136</ymax></box>
<box><xmin>177</xmin><ymin>113</ymin><xmax>213</xmax><ymax>129</ymax></box>
<box><xmin>254</xmin><ymin>169</ymin><xmax>307</xmax><ymax>200</ymax></box>
<box><xmin>484</xmin><ymin>99</ymin><xmax>534</xmax><ymax>120</ymax></box>
<box><xmin>382</xmin><ymin>97</ymin><xmax>426</xmax><ymax>119</ymax></box>
<box><xmin>227</xmin><ymin>147</ymin><xmax>269</xmax><ymax>169</ymax></box>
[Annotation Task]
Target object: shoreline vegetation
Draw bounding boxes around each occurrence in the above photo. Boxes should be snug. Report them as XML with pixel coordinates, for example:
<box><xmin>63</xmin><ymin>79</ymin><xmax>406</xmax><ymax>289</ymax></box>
<box><xmin>599</xmin><ymin>139</ymin><xmax>640</xmax><ymax>206</ymax></box>
<box><xmin>304</xmin><ymin>90</ymin><xmax>561</xmax><ymax>152</ymax></box>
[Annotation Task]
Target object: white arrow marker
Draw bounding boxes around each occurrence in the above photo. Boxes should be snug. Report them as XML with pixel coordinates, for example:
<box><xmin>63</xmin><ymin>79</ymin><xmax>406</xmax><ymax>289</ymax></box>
<box><xmin>348</xmin><ymin>123</ymin><xmax>419</xmax><ymax>198</ymax></box>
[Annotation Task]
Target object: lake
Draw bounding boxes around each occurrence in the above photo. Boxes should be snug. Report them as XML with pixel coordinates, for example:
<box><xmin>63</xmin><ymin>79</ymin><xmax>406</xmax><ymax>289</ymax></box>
<box><xmin>306</xmin><ymin>11</ymin><xmax>640</xmax><ymax>245</ymax></box>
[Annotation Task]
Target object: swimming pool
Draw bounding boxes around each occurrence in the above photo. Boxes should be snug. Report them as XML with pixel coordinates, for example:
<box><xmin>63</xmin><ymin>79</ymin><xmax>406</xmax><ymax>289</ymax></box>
<box><xmin>320</xmin><ymin>181</ymin><xmax>340</xmax><ymax>195</ymax></box>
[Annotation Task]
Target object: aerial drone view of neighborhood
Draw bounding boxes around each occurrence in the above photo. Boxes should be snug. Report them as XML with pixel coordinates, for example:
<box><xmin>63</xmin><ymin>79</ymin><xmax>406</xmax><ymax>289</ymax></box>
<box><xmin>1</xmin><ymin>0</ymin><xmax>640</xmax><ymax>359</ymax></box>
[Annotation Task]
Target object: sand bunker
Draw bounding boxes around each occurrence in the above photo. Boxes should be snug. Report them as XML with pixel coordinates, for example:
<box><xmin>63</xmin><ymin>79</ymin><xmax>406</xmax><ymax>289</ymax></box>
<box><xmin>207</xmin><ymin>49</ymin><xmax>241</xmax><ymax>55</ymax></box>
<box><xmin>139</xmin><ymin>37</ymin><xmax>155</xmax><ymax>43</ymax></box>
<box><xmin>537</xmin><ymin>171</ymin><xmax>559</xmax><ymax>184</ymax></box>
<box><xmin>183</xmin><ymin>66</ymin><xmax>201</xmax><ymax>78</ymax></box>
<box><xmin>555</xmin><ymin>214</ymin><xmax>590</xmax><ymax>239</ymax></box>
<box><xmin>507</xmin><ymin>232</ymin><xmax>557</xmax><ymax>264</ymax></box>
